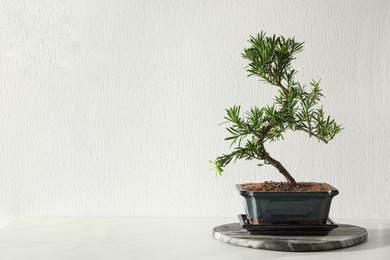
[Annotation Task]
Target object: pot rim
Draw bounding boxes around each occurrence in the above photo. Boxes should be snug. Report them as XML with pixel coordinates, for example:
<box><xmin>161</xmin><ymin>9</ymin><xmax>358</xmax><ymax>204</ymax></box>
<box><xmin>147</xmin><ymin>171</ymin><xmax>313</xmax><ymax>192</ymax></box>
<box><xmin>236</xmin><ymin>182</ymin><xmax>339</xmax><ymax>196</ymax></box>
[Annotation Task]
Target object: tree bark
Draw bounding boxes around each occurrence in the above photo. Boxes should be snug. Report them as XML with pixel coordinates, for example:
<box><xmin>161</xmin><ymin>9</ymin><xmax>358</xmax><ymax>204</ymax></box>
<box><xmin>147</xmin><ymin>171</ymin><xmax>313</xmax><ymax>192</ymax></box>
<box><xmin>259</xmin><ymin>142</ymin><xmax>296</xmax><ymax>184</ymax></box>
<box><xmin>258</xmin><ymin>123</ymin><xmax>296</xmax><ymax>184</ymax></box>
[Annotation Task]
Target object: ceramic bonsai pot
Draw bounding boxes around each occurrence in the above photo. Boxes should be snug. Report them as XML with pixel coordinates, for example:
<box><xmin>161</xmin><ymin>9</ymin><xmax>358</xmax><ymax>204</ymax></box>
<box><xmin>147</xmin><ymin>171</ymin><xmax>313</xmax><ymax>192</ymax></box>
<box><xmin>236</xmin><ymin>183</ymin><xmax>339</xmax><ymax>225</ymax></box>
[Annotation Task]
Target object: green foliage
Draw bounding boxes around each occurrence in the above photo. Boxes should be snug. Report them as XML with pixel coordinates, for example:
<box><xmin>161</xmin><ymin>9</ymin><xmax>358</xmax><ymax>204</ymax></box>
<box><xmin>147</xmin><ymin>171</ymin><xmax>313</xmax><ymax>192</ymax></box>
<box><xmin>211</xmin><ymin>32</ymin><xmax>343</xmax><ymax>178</ymax></box>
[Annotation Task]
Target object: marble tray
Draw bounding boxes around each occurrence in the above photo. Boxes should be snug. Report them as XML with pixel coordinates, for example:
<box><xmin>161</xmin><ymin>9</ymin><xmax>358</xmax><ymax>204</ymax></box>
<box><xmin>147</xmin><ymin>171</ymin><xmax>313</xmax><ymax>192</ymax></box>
<box><xmin>238</xmin><ymin>214</ymin><xmax>338</xmax><ymax>235</ymax></box>
<box><xmin>213</xmin><ymin>222</ymin><xmax>368</xmax><ymax>252</ymax></box>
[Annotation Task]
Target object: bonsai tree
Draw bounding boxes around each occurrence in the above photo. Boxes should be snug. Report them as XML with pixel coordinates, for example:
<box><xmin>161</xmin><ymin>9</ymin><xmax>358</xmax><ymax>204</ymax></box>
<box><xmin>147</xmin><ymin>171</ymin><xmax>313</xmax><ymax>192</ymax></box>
<box><xmin>210</xmin><ymin>32</ymin><xmax>342</xmax><ymax>185</ymax></box>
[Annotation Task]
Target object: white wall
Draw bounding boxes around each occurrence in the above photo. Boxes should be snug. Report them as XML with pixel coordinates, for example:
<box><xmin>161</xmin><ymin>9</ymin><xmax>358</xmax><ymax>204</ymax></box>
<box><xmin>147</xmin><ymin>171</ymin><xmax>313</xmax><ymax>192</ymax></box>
<box><xmin>1</xmin><ymin>0</ymin><xmax>389</xmax><ymax>220</ymax></box>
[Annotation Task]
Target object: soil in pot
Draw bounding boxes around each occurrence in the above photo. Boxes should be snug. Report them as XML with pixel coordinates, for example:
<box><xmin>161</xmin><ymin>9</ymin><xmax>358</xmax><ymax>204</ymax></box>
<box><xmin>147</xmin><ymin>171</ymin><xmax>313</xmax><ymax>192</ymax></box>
<box><xmin>242</xmin><ymin>182</ymin><xmax>331</xmax><ymax>192</ymax></box>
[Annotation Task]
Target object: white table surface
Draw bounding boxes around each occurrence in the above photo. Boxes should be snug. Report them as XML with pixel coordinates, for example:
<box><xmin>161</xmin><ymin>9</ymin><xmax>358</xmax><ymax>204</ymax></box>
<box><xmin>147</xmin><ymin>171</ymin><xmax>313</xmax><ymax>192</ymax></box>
<box><xmin>0</xmin><ymin>218</ymin><xmax>389</xmax><ymax>260</ymax></box>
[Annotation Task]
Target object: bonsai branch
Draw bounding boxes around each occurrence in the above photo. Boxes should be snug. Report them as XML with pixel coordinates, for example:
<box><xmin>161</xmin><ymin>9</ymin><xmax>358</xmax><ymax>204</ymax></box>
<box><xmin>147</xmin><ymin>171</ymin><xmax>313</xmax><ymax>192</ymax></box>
<box><xmin>295</xmin><ymin>124</ymin><xmax>328</xmax><ymax>144</ymax></box>
<box><xmin>258</xmin><ymin>123</ymin><xmax>274</xmax><ymax>142</ymax></box>
<box><xmin>268</xmin><ymin>65</ymin><xmax>289</xmax><ymax>94</ymax></box>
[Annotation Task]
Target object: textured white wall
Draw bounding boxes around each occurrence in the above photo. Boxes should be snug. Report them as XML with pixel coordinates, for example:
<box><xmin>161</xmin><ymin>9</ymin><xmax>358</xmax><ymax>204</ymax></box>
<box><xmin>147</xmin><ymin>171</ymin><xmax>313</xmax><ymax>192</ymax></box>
<box><xmin>1</xmin><ymin>0</ymin><xmax>389</xmax><ymax>220</ymax></box>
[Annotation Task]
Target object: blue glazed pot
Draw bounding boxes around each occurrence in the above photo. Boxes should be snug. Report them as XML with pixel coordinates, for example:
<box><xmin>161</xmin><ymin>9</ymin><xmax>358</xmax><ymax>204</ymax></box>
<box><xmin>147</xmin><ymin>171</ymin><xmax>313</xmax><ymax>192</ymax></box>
<box><xmin>236</xmin><ymin>183</ymin><xmax>339</xmax><ymax>225</ymax></box>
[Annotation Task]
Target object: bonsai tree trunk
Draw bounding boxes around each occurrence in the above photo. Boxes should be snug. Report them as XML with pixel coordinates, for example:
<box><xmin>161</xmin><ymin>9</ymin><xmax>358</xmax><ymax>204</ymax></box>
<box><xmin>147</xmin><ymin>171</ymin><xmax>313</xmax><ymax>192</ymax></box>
<box><xmin>259</xmin><ymin>142</ymin><xmax>296</xmax><ymax>184</ymax></box>
<box><xmin>258</xmin><ymin>123</ymin><xmax>296</xmax><ymax>185</ymax></box>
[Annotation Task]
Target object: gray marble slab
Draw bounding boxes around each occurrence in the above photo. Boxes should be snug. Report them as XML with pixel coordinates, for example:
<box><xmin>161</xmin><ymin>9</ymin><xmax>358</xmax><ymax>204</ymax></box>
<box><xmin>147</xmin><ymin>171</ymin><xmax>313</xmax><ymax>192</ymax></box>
<box><xmin>213</xmin><ymin>223</ymin><xmax>367</xmax><ymax>252</ymax></box>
